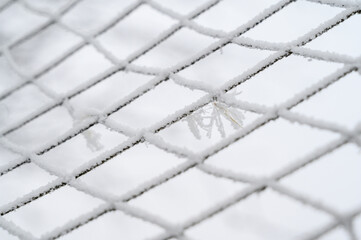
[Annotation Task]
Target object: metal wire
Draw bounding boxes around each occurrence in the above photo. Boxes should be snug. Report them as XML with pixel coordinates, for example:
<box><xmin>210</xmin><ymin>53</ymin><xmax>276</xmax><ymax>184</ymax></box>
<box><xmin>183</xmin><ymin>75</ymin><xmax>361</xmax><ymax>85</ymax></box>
<box><xmin>0</xmin><ymin>0</ymin><xmax>360</xmax><ymax>239</ymax></box>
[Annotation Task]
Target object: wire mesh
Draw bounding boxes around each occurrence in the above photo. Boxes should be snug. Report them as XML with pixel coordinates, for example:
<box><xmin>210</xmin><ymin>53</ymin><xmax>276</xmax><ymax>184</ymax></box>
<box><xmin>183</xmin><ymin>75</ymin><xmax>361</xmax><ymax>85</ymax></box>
<box><xmin>0</xmin><ymin>0</ymin><xmax>361</xmax><ymax>239</ymax></box>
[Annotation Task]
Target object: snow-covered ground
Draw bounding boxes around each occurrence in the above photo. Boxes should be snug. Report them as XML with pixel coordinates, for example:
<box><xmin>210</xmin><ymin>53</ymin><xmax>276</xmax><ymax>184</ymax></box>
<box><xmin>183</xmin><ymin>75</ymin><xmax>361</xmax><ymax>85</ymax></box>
<box><xmin>0</xmin><ymin>0</ymin><xmax>361</xmax><ymax>239</ymax></box>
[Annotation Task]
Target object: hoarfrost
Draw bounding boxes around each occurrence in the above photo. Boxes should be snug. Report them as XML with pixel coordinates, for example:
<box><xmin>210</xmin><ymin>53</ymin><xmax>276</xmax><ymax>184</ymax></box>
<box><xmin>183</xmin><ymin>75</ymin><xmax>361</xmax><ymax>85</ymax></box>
<box><xmin>185</xmin><ymin>101</ymin><xmax>244</xmax><ymax>139</ymax></box>
<box><xmin>64</xmin><ymin>100</ymin><xmax>104</xmax><ymax>152</ymax></box>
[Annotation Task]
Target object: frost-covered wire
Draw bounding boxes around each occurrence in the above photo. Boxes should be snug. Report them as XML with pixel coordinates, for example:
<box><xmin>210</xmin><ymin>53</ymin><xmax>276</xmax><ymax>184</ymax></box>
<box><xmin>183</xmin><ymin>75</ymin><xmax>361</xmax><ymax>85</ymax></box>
<box><xmin>0</xmin><ymin>0</ymin><xmax>360</xmax><ymax>239</ymax></box>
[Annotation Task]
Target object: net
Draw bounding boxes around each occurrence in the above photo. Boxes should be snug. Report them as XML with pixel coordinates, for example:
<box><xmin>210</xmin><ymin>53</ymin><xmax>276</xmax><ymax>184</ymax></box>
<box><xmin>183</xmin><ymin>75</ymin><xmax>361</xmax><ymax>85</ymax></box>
<box><xmin>0</xmin><ymin>0</ymin><xmax>361</xmax><ymax>239</ymax></box>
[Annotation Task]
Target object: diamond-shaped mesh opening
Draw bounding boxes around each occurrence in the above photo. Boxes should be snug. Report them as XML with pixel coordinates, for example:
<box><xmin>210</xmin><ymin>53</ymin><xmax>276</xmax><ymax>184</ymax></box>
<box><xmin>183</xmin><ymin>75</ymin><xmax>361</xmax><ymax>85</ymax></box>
<box><xmin>129</xmin><ymin>168</ymin><xmax>246</xmax><ymax>224</ymax></box>
<box><xmin>177</xmin><ymin>43</ymin><xmax>274</xmax><ymax>89</ymax></box>
<box><xmin>96</xmin><ymin>5</ymin><xmax>176</xmax><ymax>61</ymax></box>
<box><xmin>10</xmin><ymin>25</ymin><xmax>82</xmax><ymax>75</ymax></box>
<box><xmin>305</xmin><ymin>14</ymin><xmax>361</xmax><ymax>57</ymax></box>
<box><xmin>281</xmin><ymin>143</ymin><xmax>361</xmax><ymax>213</ymax></box>
<box><xmin>133</xmin><ymin>28</ymin><xmax>216</xmax><ymax>69</ymax></box>
<box><xmin>193</xmin><ymin>0</ymin><xmax>280</xmax><ymax>32</ymax></box>
<box><xmin>60</xmin><ymin>0</ymin><xmax>138</xmax><ymax>34</ymax></box>
<box><xmin>59</xmin><ymin>211</ymin><xmax>164</xmax><ymax>240</ymax></box>
<box><xmin>0</xmin><ymin>56</ymin><xmax>23</xmax><ymax>95</ymax></box>
<box><xmin>0</xmin><ymin>84</ymin><xmax>52</xmax><ymax>133</ymax></box>
<box><xmin>0</xmin><ymin>0</ymin><xmax>361</xmax><ymax>239</ymax></box>
<box><xmin>230</xmin><ymin>55</ymin><xmax>343</xmax><ymax>106</ymax></box>
<box><xmin>186</xmin><ymin>189</ymin><xmax>333</xmax><ymax>240</ymax></box>
<box><xmin>242</xmin><ymin>1</ymin><xmax>343</xmax><ymax>43</ymax></box>
<box><xmin>0</xmin><ymin>163</ymin><xmax>56</xmax><ymax>207</ymax></box>
<box><xmin>36</xmin><ymin>45</ymin><xmax>112</xmax><ymax>96</ymax></box>
<box><xmin>206</xmin><ymin>118</ymin><xmax>340</xmax><ymax>177</ymax></box>
<box><xmin>3</xmin><ymin>186</ymin><xmax>103</xmax><ymax>238</ymax></box>
<box><xmin>36</xmin><ymin>124</ymin><xmax>128</xmax><ymax>175</ymax></box>
<box><xmin>292</xmin><ymin>72</ymin><xmax>361</xmax><ymax>128</ymax></box>
<box><xmin>107</xmin><ymin>79</ymin><xmax>206</xmax><ymax>131</ymax></box>
<box><xmin>0</xmin><ymin>2</ymin><xmax>47</xmax><ymax>47</ymax></box>
<box><xmin>79</xmin><ymin>142</ymin><xmax>186</xmax><ymax>198</ymax></box>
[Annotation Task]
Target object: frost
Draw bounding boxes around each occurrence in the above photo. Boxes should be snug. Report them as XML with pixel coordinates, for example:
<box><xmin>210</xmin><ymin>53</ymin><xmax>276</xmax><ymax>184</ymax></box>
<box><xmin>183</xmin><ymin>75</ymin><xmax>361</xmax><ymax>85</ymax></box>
<box><xmin>82</xmin><ymin>130</ymin><xmax>104</xmax><ymax>152</ymax></box>
<box><xmin>184</xmin><ymin>101</ymin><xmax>244</xmax><ymax>139</ymax></box>
<box><xmin>64</xmin><ymin>100</ymin><xmax>104</xmax><ymax>152</ymax></box>
<box><xmin>184</xmin><ymin>89</ymin><xmax>244</xmax><ymax>139</ymax></box>
<box><xmin>185</xmin><ymin>114</ymin><xmax>201</xmax><ymax>139</ymax></box>
<box><xmin>64</xmin><ymin>100</ymin><xmax>101</xmax><ymax>123</ymax></box>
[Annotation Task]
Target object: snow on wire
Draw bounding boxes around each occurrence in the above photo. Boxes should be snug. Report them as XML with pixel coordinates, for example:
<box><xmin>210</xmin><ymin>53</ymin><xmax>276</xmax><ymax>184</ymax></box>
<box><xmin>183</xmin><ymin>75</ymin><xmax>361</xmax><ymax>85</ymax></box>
<box><xmin>0</xmin><ymin>0</ymin><xmax>361</xmax><ymax>239</ymax></box>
